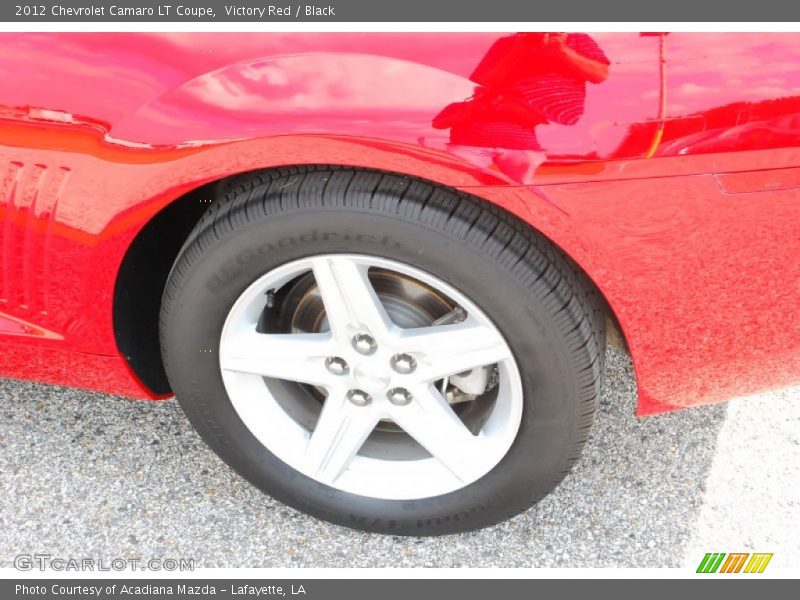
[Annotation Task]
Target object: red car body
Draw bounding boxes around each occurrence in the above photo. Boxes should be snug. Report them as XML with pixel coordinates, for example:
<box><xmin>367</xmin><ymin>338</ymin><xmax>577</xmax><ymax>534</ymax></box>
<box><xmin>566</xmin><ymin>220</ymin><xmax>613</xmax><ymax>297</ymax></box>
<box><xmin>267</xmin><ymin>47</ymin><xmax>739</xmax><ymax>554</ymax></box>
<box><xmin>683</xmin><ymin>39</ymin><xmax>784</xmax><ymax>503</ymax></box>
<box><xmin>0</xmin><ymin>32</ymin><xmax>798</xmax><ymax>415</ymax></box>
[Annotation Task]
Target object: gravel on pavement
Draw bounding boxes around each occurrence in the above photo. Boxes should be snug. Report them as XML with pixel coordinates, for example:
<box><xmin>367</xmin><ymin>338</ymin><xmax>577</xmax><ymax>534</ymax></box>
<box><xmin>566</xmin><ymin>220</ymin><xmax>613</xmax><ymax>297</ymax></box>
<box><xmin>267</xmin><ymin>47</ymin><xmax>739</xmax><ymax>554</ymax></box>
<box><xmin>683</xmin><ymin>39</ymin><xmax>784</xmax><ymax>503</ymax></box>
<box><xmin>1</xmin><ymin>347</ymin><xmax>798</xmax><ymax>569</ymax></box>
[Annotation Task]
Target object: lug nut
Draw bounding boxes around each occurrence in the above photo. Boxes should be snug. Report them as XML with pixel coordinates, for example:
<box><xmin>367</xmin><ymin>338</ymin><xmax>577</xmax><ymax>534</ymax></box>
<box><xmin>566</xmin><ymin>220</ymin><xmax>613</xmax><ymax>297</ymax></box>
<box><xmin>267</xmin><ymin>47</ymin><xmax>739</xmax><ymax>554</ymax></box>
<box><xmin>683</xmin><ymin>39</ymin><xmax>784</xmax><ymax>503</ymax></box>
<box><xmin>347</xmin><ymin>389</ymin><xmax>372</xmax><ymax>407</ymax></box>
<box><xmin>325</xmin><ymin>356</ymin><xmax>349</xmax><ymax>376</ymax></box>
<box><xmin>352</xmin><ymin>333</ymin><xmax>377</xmax><ymax>355</ymax></box>
<box><xmin>387</xmin><ymin>388</ymin><xmax>412</xmax><ymax>406</ymax></box>
<box><xmin>390</xmin><ymin>353</ymin><xmax>416</xmax><ymax>374</ymax></box>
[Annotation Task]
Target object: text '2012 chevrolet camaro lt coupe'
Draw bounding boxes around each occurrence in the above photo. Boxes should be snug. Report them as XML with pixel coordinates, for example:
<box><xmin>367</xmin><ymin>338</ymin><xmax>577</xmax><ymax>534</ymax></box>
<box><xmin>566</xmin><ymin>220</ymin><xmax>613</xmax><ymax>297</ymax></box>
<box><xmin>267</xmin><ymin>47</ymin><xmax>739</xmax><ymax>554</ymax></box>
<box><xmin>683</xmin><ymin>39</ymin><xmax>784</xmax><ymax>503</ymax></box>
<box><xmin>1</xmin><ymin>32</ymin><xmax>799</xmax><ymax>535</ymax></box>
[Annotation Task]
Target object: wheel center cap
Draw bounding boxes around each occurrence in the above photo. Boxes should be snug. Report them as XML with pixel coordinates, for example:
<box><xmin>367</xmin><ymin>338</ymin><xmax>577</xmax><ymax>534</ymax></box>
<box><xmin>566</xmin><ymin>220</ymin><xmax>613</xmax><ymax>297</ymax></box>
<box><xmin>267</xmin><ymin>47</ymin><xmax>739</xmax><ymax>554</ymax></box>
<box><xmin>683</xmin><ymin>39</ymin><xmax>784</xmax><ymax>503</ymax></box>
<box><xmin>352</xmin><ymin>362</ymin><xmax>391</xmax><ymax>391</ymax></box>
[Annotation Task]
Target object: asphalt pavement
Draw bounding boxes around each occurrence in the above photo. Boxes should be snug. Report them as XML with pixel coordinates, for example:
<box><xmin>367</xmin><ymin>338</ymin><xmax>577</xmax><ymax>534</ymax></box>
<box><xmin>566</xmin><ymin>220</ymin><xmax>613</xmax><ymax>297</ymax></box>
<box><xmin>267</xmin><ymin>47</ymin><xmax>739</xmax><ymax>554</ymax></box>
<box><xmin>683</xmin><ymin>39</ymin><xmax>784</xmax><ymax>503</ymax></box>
<box><xmin>1</xmin><ymin>346</ymin><xmax>798</xmax><ymax>569</ymax></box>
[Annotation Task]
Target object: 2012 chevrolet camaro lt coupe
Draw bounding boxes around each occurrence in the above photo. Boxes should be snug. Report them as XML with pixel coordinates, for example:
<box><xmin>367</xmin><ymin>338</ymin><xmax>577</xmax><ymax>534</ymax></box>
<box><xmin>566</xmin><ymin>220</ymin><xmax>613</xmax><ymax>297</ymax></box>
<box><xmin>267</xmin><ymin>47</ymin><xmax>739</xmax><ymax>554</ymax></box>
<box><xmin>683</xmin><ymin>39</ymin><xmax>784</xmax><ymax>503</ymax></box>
<box><xmin>1</xmin><ymin>32</ymin><xmax>798</xmax><ymax>535</ymax></box>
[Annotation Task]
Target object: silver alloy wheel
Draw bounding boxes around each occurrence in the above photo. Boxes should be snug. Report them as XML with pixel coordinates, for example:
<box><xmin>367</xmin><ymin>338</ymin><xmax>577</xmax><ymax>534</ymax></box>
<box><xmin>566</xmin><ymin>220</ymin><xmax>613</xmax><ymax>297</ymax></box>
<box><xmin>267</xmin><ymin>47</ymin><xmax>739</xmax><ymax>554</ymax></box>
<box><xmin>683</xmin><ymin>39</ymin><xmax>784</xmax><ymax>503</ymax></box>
<box><xmin>219</xmin><ymin>254</ymin><xmax>523</xmax><ymax>500</ymax></box>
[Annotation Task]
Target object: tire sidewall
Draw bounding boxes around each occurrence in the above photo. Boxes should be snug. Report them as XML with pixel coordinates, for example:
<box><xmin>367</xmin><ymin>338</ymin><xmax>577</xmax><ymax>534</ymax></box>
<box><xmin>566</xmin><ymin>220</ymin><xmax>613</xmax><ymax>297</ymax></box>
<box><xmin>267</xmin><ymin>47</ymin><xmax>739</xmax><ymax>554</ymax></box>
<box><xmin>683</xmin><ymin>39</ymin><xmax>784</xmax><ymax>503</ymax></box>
<box><xmin>163</xmin><ymin>207</ymin><xmax>584</xmax><ymax>535</ymax></box>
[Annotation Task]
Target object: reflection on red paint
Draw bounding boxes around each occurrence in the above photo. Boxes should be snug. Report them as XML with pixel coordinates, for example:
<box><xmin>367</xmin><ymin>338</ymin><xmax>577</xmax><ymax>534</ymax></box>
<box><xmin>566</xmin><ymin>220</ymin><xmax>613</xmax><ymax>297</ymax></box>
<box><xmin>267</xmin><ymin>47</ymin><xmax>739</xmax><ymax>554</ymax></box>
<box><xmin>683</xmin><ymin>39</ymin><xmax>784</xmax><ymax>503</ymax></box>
<box><xmin>432</xmin><ymin>33</ymin><xmax>610</xmax><ymax>183</ymax></box>
<box><xmin>0</xmin><ymin>32</ymin><xmax>799</xmax><ymax>415</ymax></box>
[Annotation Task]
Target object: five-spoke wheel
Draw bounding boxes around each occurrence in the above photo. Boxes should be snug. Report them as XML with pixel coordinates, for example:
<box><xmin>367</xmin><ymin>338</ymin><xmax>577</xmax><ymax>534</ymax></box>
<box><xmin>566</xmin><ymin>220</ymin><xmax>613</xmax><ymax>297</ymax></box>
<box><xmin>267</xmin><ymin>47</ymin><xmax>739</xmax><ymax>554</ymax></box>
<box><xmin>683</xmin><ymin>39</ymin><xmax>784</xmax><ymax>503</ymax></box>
<box><xmin>219</xmin><ymin>255</ymin><xmax>523</xmax><ymax>500</ymax></box>
<box><xmin>161</xmin><ymin>168</ymin><xmax>604</xmax><ymax>534</ymax></box>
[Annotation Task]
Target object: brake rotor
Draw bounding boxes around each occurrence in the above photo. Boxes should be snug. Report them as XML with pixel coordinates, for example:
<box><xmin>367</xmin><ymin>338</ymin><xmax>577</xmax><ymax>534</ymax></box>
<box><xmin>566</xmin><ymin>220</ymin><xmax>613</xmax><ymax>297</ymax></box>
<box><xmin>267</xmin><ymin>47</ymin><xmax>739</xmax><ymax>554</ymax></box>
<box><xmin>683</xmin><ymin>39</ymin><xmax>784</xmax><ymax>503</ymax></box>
<box><xmin>280</xmin><ymin>267</ymin><xmax>457</xmax><ymax>334</ymax></box>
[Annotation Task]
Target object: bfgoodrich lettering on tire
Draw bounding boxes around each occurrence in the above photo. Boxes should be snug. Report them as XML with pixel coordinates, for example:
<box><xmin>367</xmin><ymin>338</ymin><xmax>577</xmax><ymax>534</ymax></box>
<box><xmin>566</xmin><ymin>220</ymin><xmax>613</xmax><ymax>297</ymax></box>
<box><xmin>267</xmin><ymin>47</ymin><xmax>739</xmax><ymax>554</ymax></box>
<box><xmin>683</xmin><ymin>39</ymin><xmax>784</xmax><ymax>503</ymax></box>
<box><xmin>160</xmin><ymin>167</ymin><xmax>605</xmax><ymax>535</ymax></box>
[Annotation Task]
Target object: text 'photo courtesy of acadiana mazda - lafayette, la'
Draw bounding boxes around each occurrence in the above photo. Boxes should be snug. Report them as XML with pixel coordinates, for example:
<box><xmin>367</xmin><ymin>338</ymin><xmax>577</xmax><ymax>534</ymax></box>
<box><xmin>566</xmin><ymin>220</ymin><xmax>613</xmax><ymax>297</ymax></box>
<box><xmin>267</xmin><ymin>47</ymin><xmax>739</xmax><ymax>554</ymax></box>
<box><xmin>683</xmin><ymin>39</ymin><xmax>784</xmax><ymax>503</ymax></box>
<box><xmin>0</xmin><ymin>32</ymin><xmax>798</xmax><ymax>535</ymax></box>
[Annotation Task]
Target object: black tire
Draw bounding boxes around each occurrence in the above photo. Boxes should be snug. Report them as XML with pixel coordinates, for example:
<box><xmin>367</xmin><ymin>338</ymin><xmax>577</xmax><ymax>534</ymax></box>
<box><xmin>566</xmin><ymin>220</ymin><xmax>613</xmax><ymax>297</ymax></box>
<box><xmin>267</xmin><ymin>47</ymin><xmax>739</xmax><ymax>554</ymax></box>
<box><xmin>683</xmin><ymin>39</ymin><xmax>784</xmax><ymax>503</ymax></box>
<box><xmin>160</xmin><ymin>166</ymin><xmax>605</xmax><ymax>535</ymax></box>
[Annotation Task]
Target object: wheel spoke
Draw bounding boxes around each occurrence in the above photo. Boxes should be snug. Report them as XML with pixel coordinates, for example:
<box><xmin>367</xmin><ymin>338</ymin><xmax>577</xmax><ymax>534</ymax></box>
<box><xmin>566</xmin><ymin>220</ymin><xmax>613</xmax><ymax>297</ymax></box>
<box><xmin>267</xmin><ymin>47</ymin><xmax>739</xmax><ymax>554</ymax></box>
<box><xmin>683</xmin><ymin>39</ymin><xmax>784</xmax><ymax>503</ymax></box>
<box><xmin>397</xmin><ymin>317</ymin><xmax>512</xmax><ymax>382</ymax></box>
<box><xmin>220</xmin><ymin>330</ymin><xmax>335</xmax><ymax>386</ymax></box>
<box><xmin>311</xmin><ymin>256</ymin><xmax>394</xmax><ymax>342</ymax></box>
<box><xmin>390</xmin><ymin>384</ymin><xmax>493</xmax><ymax>482</ymax></box>
<box><xmin>303</xmin><ymin>394</ymin><xmax>379</xmax><ymax>485</ymax></box>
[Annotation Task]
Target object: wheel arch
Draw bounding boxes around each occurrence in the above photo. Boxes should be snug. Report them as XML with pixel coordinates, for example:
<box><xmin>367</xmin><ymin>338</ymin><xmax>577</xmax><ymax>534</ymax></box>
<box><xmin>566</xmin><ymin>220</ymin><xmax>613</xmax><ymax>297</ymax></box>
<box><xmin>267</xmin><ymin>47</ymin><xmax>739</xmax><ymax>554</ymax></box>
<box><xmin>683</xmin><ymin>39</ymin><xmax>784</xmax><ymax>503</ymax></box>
<box><xmin>112</xmin><ymin>165</ymin><xmax>632</xmax><ymax>396</ymax></box>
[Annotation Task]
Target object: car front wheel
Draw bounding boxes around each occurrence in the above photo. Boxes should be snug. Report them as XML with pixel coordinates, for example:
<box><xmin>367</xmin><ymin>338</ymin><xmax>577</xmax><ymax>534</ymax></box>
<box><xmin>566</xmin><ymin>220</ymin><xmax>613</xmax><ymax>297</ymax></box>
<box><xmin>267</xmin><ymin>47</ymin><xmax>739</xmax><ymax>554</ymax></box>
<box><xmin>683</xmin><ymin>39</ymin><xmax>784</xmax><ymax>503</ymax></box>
<box><xmin>160</xmin><ymin>167</ymin><xmax>605</xmax><ymax>535</ymax></box>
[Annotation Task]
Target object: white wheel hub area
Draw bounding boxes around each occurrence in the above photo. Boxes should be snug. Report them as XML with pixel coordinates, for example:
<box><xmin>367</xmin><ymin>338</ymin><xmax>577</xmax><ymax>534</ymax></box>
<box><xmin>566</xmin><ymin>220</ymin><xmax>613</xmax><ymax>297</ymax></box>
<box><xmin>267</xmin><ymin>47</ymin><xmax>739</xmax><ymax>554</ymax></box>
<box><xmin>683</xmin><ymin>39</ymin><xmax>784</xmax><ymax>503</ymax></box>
<box><xmin>351</xmin><ymin>361</ymin><xmax>391</xmax><ymax>390</ymax></box>
<box><xmin>219</xmin><ymin>254</ymin><xmax>523</xmax><ymax>500</ymax></box>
